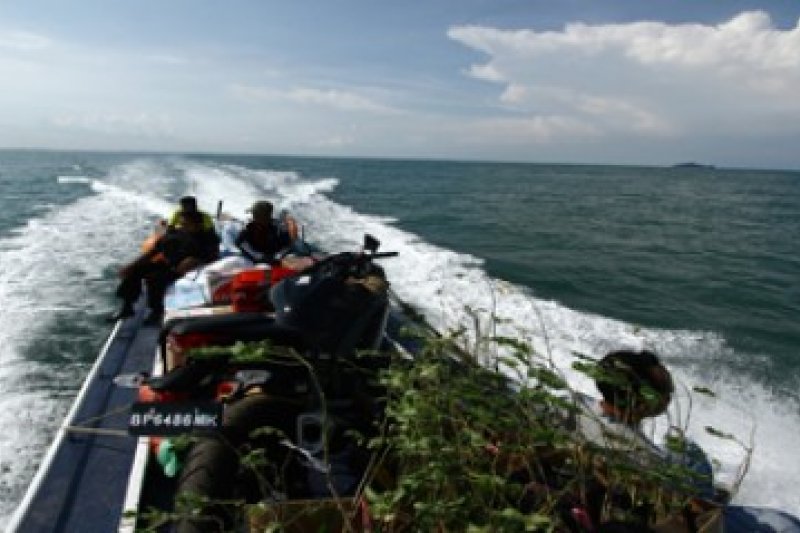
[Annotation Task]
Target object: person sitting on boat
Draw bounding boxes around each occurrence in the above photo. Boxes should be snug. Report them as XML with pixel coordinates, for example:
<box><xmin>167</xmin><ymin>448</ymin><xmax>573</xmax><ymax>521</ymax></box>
<box><xmin>166</xmin><ymin>195</ymin><xmax>215</xmax><ymax>232</ymax></box>
<box><xmin>579</xmin><ymin>350</ymin><xmax>715</xmax><ymax>499</ymax></box>
<box><xmin>109</xmin><ymin>210</ymin><xmax>220</xmax><ymax>323</ymax></box>
<box><xmin>235</xmin><ymin>200</ymin><xmax>298</xmax><ymax>265</ymax></box>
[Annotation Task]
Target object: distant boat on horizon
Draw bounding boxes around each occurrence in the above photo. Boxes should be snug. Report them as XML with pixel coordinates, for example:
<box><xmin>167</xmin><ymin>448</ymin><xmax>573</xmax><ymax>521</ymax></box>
<box><xmin>671</xmin><ymin>162</ymin><xmax>716</xmax><ymax>169</ymax></box>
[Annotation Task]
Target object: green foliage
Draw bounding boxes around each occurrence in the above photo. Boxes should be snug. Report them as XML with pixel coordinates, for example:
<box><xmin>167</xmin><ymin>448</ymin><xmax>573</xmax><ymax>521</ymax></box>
<box><xmin>134</xmin><ymin>322</ymin><xmax>739</xmax><ymax>532</ymax></box>
<box><xmin>361</xmin><ymin>327</ymin><xmax>733</xmax><ymax>531</ymax></box>
<box><xmin>188</xmin><ymin>339</ymin><xmax>301</xmax><ymax>364</ymax></box>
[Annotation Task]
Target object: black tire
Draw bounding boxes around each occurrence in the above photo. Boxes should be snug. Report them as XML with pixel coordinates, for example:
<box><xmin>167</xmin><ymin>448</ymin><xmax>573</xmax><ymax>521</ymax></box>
<box><xmin>174</xmin><ymin>395</ymin><xmax>296</xmax><ymax>532</ymax></box>
<box><xmin>174</xmin><ymin>435</ymin><xmax>239</xmax><ymax>533</ymax></box>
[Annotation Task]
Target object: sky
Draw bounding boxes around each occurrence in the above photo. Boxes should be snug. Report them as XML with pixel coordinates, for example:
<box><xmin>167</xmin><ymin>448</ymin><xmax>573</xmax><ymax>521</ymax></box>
<box><xmin>1</xmin><ymin>1</ymin><xmax>799</xmax><ymax>169</ymax></box>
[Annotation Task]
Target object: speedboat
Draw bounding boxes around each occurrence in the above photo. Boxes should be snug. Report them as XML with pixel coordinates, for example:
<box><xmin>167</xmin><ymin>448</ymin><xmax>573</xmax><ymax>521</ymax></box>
<box><xmin>9</xmin><ymin>228</ymin><xmax>800</xmax><ymax>532</ymax></box>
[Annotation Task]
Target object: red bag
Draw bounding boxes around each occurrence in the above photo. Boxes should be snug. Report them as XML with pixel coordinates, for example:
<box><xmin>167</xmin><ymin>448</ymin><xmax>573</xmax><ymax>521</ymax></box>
<box><xmin>230</xmin><ymin>269</ymin><xmax>270</xmax><ymax>312</ymax></box>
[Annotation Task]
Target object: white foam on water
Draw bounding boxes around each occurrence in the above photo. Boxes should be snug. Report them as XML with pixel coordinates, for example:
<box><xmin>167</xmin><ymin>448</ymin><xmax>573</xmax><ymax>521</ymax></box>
<box><xmin>56</xmin><ymin>175</ymin><xmax>91</xmax><ymax>185</ymax></box>
<box><xmin>177</xmin><ymin>161</ymin><xmax>266</xmax><ymax>217</ymax></box>
<box><xmin>175</xmin><ymin>160</ymin><xmax>339</xmax><ymax>221</ymax></box>
<box><xmin>219</xmin><ymin>163</ymin><xmax>339</xmax><ymax>208</ymax></box>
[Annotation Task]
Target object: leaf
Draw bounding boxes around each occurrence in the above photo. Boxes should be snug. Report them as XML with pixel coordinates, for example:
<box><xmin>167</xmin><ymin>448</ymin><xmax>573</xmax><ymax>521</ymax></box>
<box><xmin>527</xmin><ymin>367</ymin><xmax>568</xmax><ymax>389</ymax></box>
<box><xmin>692</xmin><ymin>385</ymin><xmax>716</xmax><ymax>397</ymax></box>
<box><xmin>705</xmin><ymin>426</ymin><xmax>734</xmax><ymax>440</ymax></box>
<box><xmin>491</xmin><ymin>336</ymin><xmax>533</xmax><ymax>357</ymax></box>
<box><xmin>664</xmin><ymin>433</ymin><xmax>687</xmax><ymax>454</ymax></box>
<box><xmin>249</xmin><ymin>426</ymin><xmax>287</xmax><ymax>440</ymax></box>
<box><xmin>571</xmin><ymin>351</ymin><xmax>597</xmax><ymax>362</ymax></box>
<box><xmin>524</xmin><ymin>513</ymin><xmax>553</xmax><ymax>530</ymax></box>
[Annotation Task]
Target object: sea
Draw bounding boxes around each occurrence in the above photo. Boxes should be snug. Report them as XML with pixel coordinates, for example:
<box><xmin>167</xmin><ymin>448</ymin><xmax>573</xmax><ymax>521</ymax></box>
<box><xmin>0</xmin><ymin>149</ymin><xmax>798</xmax><ymax>520</ymax></box>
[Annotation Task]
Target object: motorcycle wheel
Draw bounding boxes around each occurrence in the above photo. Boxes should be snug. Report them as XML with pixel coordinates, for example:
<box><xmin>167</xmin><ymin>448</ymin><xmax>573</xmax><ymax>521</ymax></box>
<box><xmin>173</xmin><ymin>395</ymin><xmax>295</xmax><ymax>533</ymax></box>
<box><xmin>174</xmin><ymin>434</ymin><xmax>239</xmax><ymax>533</ymax></box>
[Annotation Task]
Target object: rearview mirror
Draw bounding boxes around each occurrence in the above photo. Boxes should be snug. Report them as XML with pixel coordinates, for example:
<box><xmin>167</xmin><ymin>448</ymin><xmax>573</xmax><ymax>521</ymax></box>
<box><xmin>364</xmin><ymin>234</ymin><xmax>380</xmax><ymax>253</ymax></box>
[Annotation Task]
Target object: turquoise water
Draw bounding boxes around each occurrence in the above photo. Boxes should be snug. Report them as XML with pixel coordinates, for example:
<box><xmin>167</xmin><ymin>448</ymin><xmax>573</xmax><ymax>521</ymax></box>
<box><xmin>1</xmin><ymin>150</ymin><xmax>798</xmax><ymax>517</ymax></box>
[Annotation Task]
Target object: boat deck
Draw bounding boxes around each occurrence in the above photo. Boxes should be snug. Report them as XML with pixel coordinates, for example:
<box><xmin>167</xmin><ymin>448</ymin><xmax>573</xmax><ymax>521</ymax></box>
<box><xmin>9</xmin><ymin>302</ymin><xmax>160</xmax><ymax>533</ymax></box>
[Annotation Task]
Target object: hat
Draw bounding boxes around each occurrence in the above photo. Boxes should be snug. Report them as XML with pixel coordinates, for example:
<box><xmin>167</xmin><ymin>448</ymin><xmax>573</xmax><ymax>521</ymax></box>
<box><xmin>179</xmin><ymin>196</ymin><xmax>198</xmax><ymax>213</ymax></box>
<box><xmin>596</xmin><ymin>350</ymin><xmax>673</xmax><ymax>418</ymax></box>
<box><xmin>247</xmin><ymin>200</ymin><xmax>273</xmax><ymax>220</ymax></box>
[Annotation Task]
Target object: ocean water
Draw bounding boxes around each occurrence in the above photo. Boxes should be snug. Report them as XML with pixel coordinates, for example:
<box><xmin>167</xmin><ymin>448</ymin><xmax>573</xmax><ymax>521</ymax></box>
<box><xmin>0</xmin><ymin>150</ymin><xmax>798</xmax><ymax>519</ymax></box>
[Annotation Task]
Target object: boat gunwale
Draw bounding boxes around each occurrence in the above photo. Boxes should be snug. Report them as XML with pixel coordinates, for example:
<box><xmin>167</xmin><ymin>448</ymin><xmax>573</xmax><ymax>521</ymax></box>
<box><xmin>120</xmin><ymin>348</ymin><xmax>163</xmax><ymax>533</ymax></box>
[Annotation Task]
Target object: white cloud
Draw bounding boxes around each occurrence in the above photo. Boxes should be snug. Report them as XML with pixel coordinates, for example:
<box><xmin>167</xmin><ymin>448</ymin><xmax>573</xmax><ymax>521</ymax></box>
<box><xmin>0</xmin><ymin>30</ymin><xmax>51</xmax><ymax>51</ymax></box>
<box><xmin>144</xmin><ymin>54</ymin><xmax>190</xmax><ymax>66</ymax></box>
<box><xmin>448</xmin><ymin>11</ymin><xmax>800</xmax><ymax>141</ymax></box>
<box><xmin>468</xmin><ymin>62</ymin><xmax>504</xmax><ymax>82</ymax></box>
<box><xmin>313</xmin><ymin>134</ymin><xmax>356</xmax><ymax>149</ymax></box>
<box><xmin>451</xmin><ymin>11</ymin><xmax>800</xmax><ymax>73</ymax></box>
<box><xmin>499</xmin><ymin>84</ymin><xmax>527</xmax><ymax>105</ymax></box>
<box><xmin>567</xmin><ymin>92</ymin><xmax>674</xmax><ymax>134</ymax></box>
<box><xmin>469</xmin><ymin>115</ymin><xmax>599</xmax><ymax>143</ymax></box>
<box><xmin>51</xmin><ymin>112</ymin><xmax>175</xmax><ymax>138</ymax></box>
<box><xmin>230</xmin><ymin>84</ymin><xmax>400</xmax><ymax>114</ymax></box>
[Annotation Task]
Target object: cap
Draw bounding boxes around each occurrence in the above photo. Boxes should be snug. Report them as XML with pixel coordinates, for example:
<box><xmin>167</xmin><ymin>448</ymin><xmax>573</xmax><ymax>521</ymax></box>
<box><xmin>179</xmin><ymin>196</ymin><xmax>198</xmax><ymax>213</ymax></box>
<box><xmin>247</xmin><ymin>200</ymin><xmax>273</xmax><ymax>220</ymax></box>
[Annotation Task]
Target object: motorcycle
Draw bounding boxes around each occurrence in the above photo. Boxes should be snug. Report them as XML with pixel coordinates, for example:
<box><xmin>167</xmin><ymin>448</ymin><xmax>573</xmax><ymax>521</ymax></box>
<box><xmin>127</xmin><ymin>234</ymin><xmax>398</xmax><ymax>532</ymax></box>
